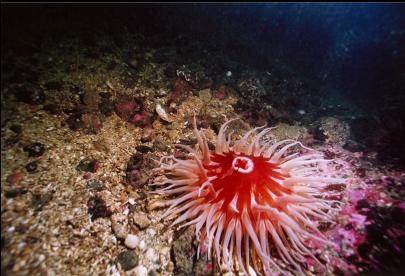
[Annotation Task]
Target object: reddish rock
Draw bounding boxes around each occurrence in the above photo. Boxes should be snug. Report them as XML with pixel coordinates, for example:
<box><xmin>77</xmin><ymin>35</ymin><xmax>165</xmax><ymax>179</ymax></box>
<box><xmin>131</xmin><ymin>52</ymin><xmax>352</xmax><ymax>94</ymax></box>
<box><xmin>168</xmin><ymin>79</ymin><xmax>193</xmax><ymax>104</ymax></box>
<box><xmin>129</xmin><ymin>110</ymin><xmax>153</xmax><ymax>127</ymax></box>
<box><xmin>7</xmin><ymin>171</ymin><xmax>24</xmax><ymax>184</ymax></box>
<box><xmin>114</xmin><ymin>98</ymin><xmax>153</xmax><ymax>127</ymax></box>
<box><xmin>114</xmin><ymin>99</ymin><xmax>141</xmax><ymax>121</ymax></box>
<box><xmin>212</xmin><ymin>89</ymin><xmax>226</xmax><ymax>100</ymax></box>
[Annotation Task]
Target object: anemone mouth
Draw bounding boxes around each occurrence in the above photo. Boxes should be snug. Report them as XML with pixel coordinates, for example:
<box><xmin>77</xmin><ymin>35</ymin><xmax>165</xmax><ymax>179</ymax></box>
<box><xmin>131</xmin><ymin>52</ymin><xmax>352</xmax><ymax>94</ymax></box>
<box><xmin>232</xmin><ymin>156</ymin><xmax>254</xmax><ymax>174</ymax></box>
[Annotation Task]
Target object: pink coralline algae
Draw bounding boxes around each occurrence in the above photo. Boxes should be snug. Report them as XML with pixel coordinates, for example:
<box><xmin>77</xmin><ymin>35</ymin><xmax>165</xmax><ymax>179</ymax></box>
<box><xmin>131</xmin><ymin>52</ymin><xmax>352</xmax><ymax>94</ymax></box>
<box><xmin>331</xmin><ymin>169</ymin><xmax>405</xmax><ymax>274</ymax></box>
<box><xmin>212</xmin><ymin>89</ymin><xmax>226</xmax><ymax>100</ymax></box>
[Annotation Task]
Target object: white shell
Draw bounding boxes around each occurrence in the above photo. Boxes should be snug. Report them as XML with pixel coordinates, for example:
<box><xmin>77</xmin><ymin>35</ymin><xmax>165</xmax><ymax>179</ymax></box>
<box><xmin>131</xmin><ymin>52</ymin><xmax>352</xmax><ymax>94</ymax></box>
<box><xmin>156</xmin><ymin>103</ymin><xmax>171</xmax><ymax>122</ymax></box>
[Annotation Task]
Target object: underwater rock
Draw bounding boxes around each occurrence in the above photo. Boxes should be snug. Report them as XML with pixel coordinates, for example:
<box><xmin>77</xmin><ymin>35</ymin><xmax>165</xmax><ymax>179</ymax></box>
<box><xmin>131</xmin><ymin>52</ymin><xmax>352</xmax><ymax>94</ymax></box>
<box><xmin>111</xmin><ymin>213</ymin><xmax>128</xmax><ymax>240</ymax></box>
<box><xmin>81</xmin><ymin>113</ymin><xmax>103</xmax><ymax>134</ymax></box>
<box><xmin>168</xmin><ymin>79</ymin><xmax>193</xmax><ymax>104</ymax></box>
<box><xmin>92</xmin><ymin>140</ymin><xmax>109</xmax><ymax>153</ymax></box>
<box><xmin>152</xmin><ymin>139</ymin><xmax>169</xmax><ymax>152</ymax></box>
<box><xmin>176</xmin><ymin>63</ymin><xmax>210</xmax><ymax>89</ymax></box>
<box><xmin>125</xmin><ymin>153</ymin><xmax>151</xmax><ymax>190</ymax></box>
<box><xmin>193</xmin><ymin>252</ymin><xmax>213</xmax><ymax>276</ymax></box>
<box><xmin>172</xmin><ymin>227</ymin><xmax>195</xmax><ymax>275</ymax></box>
<box><xmin>81</xmin><ymin>90</ymin><xmax>101</xmax><ymax>111</ymax></box>
<box><xmin>5</xmin><ymin>188</ymin><xmax>28</xmax><ymax>199</ymax></box>
<box><xmin>212</xmin><ymin>89</ymin><xmax>226</xmax><ymax>100</ymax></box>
<box><xmin>9</xmin><ymin>124</ymin><xmax>22</xmax><ymax>134</ymax></box>
<box><xmin>237</xmin><ymin>77</ymin><xmax>266</xmax><ymax>104</ymax></box>
<box><xmin>349</xmin><ymin>117</ymin><xmax>378</xmax><ymax>145</ymax></box>
<box><xmin>76</xmin><ymin>158</ymin><xmax>99</xmax><ymax>173</ymax></box>
<box><xmin>129</xmin><ymin>110</ymin><xmax>153</xmax><ymax>127</ymax></box>
<box><xmin>134</xmin><ymin>265</ymin><xmax>148</xmax><ymax>276</ymax></box>
<box><xmin>25</xmin><ymin>160</ymin><xmax>38</xmax><ymax>173</ymax></box>
<box><xmin>114</xmin><ymin>98</ymin><xmax>153</xmax><ymax>127</ymax></box>
<box><xmin>140</xmin><ymin>128</ymin><xmax>154</xmax><ymax>143</ymax></box>
<box><xmin>67</xmin><ymin>112</ymin><xmax>104</xmax><ymax>134</ymax></box>
<box><xmin>371</xmin><ymin>108</ymin><xmax>405</xmax><ymax>165</ymax></box>
<box><xmin>7</xmin><ymin>171</ymin><xmax>24</xmax><ymax>184</ymax></box>
<box><xmin>115</xmin><ymin>98</ymin><xmax>141</xmax><ymax>121</ymax></box>
<box><xmin>14</xmin><ymin>84</ymin><xmax>46</xmax><ymax>105</ymax></box>
<box><xmin>87</xmin><ymin>196</ymin><xmax>112</xmax><ymax>221</ymax></box>
<box><xmin>132</xmin><ymin>212</ymin><xmax>150</xmax><ymax>230</ymax></box>
<box><xmin>316</xmin><ymin>117</ymin><xmax>350</xmax><ymax>146</ymax></box>
<box><xmin>124</xmin><ymin>234</ymin><xmax>140</xmax><ymax>249</ymax></box>
<box><xmin>31</xmin><ymin>192</ymin><xmax>52</xmax><ymax>211</ymax></box>
<box><xmin>3</xmin><ymin>135</ymin><xmax>21</xmax><ymax>150</ymax></box>
<box><xmin>98</xmin><ymin>94</ymin><xmax>114</xmax><ymax>117</ymax></box>
<box><xmin>198</xmin><ymin>88</ymin><xmax>212</xmax><ymax>102</ymax></box>
<box><xmin>352</xmin><ymin>204</ymin><xmax>405</xmax><ymax>273</ymax></box>
<box><xmin>269</xmin><ymin>122</ymin><xmax>310</xmax><ymax>142</ymax></box>
<box><xmin>67</xmin><ymin>112</ymin><xmax>83</xmax><ymax>130</ymax></box>
<box><xmin>23</xmin><ymin>142</ymin><xmax>45</xmax><ymax>157</ymax></box>
<box><xmin>86</xmin><ymin>179</ymin><xmax>105</xmax><ymax>191</ymax></box>
<box><xmin>116</xmin><ymin>251</ymin><xmax>139</xmax><ymax>271</ymax></box>
<box><xmin>135</xmin><ymin>145</ymin><xmax>153</xmax><ymax>154</ymax></box>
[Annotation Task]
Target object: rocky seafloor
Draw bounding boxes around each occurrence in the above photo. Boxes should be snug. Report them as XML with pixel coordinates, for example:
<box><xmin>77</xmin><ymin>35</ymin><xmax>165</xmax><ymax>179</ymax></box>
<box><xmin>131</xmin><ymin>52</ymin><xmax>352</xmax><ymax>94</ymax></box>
<box><xmin>2</xmin><ymin>9</ymin><xmax>405</xmax><ymax>276</ymax></box>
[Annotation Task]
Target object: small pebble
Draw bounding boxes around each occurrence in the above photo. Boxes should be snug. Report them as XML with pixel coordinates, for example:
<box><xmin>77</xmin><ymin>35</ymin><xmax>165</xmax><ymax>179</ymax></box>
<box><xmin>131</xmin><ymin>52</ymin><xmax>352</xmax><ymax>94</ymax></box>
<box><xmin>7</xmin><ymin>171</ymin><xmax>24</xmax><ymax>184</ymax></box>
<box><xmin>132</xmin><ymin>212</ymin><xmax>150</xmax><ymax>230</ymax></box>
<box><xmin>146</xmin><ymin>248</ymin><xmax>158</xmax><ymax>262</ymax></box>
<box><xmin>128</xmin><ymin>198</ymin><xmax>136</xmax><ymax>205</ymax></box>
<box><xmin>9</xmin><ymin>124</ymin><xmax>22</xmax><ymax>134</ymax></box>
<box><xmin>87</xmin><ymin>196</ymin><xmax>111</xmax><ymax>220</ymax></box>
<box><xmin>152</xmin><ymin>139</ymin><xmax>168</xmax><ymax>151</ymax></box>
<box><xmin>146</xmin><ymin>229</ymin><xmax>156</xmax><ymax>236</ymax></box>
<box><xmin>140</xmin><ymin>128</ymin><xmax>154</xmax><ymax>143</ymax></box>
<box><xmin>138</xmin><ymin>240</ymin><xmax>146</xmax><ymax>251</ymax></box>
<box><xmin>298</xmin><ymin>110</ymin><xmax>306</xmax><ymax>115</ymax></box>
<box><xmin>112</xmin><ymin>220</ymin><xmax>128</xmax><ymax>240</ymax></box>
<box><xmin>124</xmin><ymin>234</ymin><xmax>140</xmax><ymax>249</ymax></box>
<box><xmin>23</xmin><ymin>142</ymin><xmax>45</xmax><ymax>157</ymax></box>
<box><xmin>77</xmin><ymin>158</ymin><xmax>99</xmax><ymax>173</ymax></box>
<box><xmin>136</xmin><ymin>145</ymin><xmax>153</xmax><ymax>153</ymax></box>
<box><xmin>106</xmin><ymin>80</ymin><xmax>114</xmax><ymax>89</ymax></box>
<box><xmin>147</xmin><ymin>199</ymin><xmax>166</xmax><ymax>211</ymax></box>
<box><xmin>134</xmin><ymin>265</ymin><xmax>148</xmax><ymax>276</ymax></box>
<box><xmin>14</xmin><ymin>84</ymin><xmax>46</xmax><ymax>105</ymax></box>
<box><xmin>25</xmin><ymin>161</ymin><xmax>38</xmax><ymax>173</ymax></box>
<box><xmin>5</xmin><ymin>188</ymin><xmax>28</xmax><ymax>198</ymax></box>
<box><xmin>117</xmin><ymin>251</ymin><xmax>139</xmax><ymax>271</ymax></box>
<box><xmin>86</xmin><ymin>179</ymin><xmax>105</xmax><ymax>191</ymax></box>
<box><xmin>31</xmin><ymin>192</ymin><xmax>52</xmax><ymax>211</ymax></box>
<box><xmin>93</xmin><ymin>141</ymin><xmax>109</xmax><ymax>153</ymax></box>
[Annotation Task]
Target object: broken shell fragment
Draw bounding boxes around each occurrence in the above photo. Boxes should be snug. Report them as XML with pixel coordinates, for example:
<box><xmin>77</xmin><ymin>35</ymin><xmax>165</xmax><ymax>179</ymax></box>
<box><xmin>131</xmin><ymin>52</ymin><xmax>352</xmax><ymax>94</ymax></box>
<box><xmin>155</xmin><ymin>103</ymin><xmax>171</xmax><ymax>122</ymax></box>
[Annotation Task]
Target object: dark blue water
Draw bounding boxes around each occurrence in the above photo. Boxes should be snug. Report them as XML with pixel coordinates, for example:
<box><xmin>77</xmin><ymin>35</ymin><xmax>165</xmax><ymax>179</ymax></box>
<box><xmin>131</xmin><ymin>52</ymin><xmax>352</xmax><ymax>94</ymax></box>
<box><xmin>3</xmin><ymin>3</ymin><xmax>404</xmax><ymax>112</ymax></box>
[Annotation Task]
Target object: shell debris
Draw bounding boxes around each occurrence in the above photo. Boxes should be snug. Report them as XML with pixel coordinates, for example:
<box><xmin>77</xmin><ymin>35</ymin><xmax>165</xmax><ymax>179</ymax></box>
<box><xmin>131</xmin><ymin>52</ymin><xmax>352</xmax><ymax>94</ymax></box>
<box><xmin>155</xmin><ymin>103</ymin><xmax>171</xmax><ymax>122</ymax></box>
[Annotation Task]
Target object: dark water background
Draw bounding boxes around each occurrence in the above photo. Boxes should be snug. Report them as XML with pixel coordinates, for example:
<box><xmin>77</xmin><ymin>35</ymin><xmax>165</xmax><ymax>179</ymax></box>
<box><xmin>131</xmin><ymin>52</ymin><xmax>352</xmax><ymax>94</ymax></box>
<box><xmin>3</xmin><ymin>3</ymin><xmax>404</xmax><ymax>111</ymax></box>
<box><xmin>2</xmin><ymin>3</ymin><xmax>405</xmax><ymax>163</ymax></box>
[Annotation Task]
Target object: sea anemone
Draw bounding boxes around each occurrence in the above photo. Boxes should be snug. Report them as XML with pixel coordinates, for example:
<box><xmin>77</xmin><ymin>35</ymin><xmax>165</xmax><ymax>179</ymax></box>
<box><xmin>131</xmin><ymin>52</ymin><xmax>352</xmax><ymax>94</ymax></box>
<box><xmin>152</xmin><ymin>117</ymin><xmax>344</xmax><ymax>275</ymax></box>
